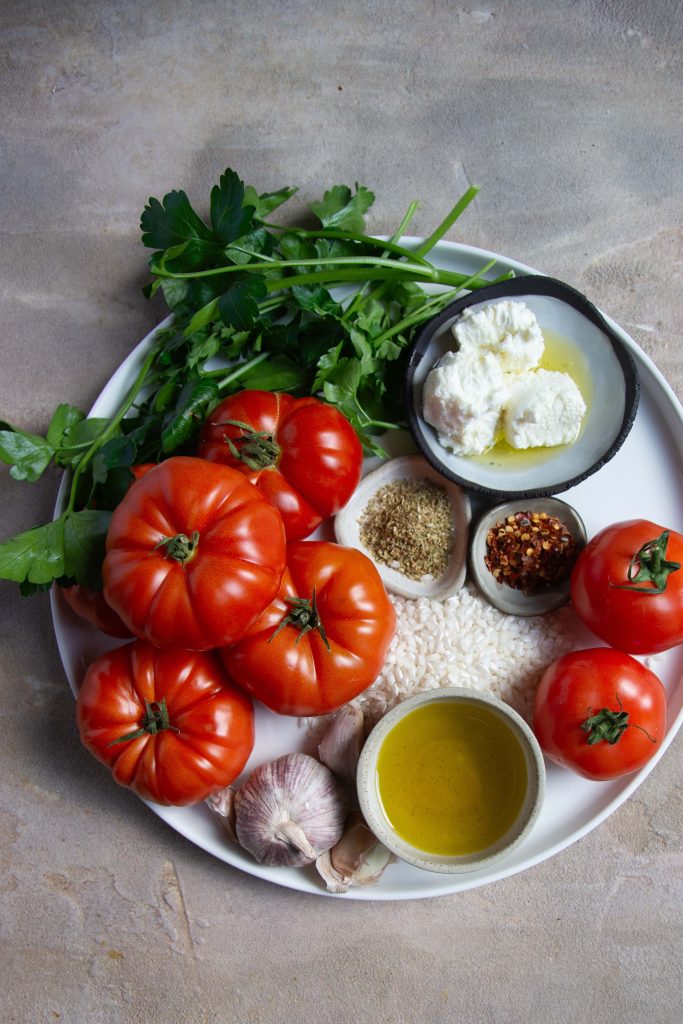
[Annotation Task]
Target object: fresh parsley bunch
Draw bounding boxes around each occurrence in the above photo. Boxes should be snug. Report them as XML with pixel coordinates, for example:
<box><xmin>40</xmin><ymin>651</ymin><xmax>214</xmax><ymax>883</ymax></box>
<box><xmin>0</xmin><ymin>168</ymin><xmax>506</xmax><ymax>593</ymax></box>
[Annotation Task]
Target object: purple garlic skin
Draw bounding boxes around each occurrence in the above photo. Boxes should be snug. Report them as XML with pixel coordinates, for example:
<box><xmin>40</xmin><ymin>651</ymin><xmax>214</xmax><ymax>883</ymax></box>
<box><xmin>234</xmin><ymin>753</ymin><xmax>346</xmax><ymax>867</ymax></box>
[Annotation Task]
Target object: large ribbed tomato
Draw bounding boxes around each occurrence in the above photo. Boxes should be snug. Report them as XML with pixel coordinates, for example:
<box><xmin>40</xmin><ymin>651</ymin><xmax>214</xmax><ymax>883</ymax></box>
<box><xmin>76</xmin><ymin>640</ymin><xmax>254</xmax><ymax>805</ymax></box>
<box><xmin>197</xmin><ymin>390</ymin><xmax>363</xmax><ymax>540</ymax></box>
<box><xmin>103</xmin><ymin>456</ymin><xmax>286</xmax><ymax>650</ymax></box>
<box><xmin>220</xmin><ymin>540</ymin><xmax>396</xmax><ymax>717</ymax></box>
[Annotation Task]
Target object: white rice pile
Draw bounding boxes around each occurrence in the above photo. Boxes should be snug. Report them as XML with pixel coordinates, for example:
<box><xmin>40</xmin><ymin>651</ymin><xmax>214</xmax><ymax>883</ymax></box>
<box><xmin>349</xmin><ymin>583</ymin><xmax>580</xmax><ymax>726</ymax></box>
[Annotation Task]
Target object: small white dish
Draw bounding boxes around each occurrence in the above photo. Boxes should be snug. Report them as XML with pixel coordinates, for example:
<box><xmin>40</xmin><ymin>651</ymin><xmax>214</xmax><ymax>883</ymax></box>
<box><xmin>405</xmin><ymin>276</ymin><xmax>639</xmax><ymax>499</ymax></box>
<box><xmin>356</xmin><ymin>688</ymin><xmax>546</xmax><ymax>874</ymax></box>
<box><xmin>334</xmin><ymin>454</ymin><xmax>471</xmax><ymax>599</ymax></box>
<box><xmin>468</xmin><ymin>497</ymin><xmax>587</xmax><ymax>616</ymax></box>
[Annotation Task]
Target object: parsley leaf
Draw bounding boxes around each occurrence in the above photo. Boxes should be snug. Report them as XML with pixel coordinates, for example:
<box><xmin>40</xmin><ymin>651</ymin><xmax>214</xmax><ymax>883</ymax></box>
<box><xmin>218</xmin><ymin>276</ymin><xmax>268</xmax><ymax>330</ymax></box>
<box><xmin>0</xmin><ymin>426</ymin><xmax>54</xmax><ymax>482</ymax></box>
<box><xmin>140</xmin><ymin>189</ymin><xmax>217</xmax><ymax>268</ymax></box>
<box><xmin>243</xmin><ymin>184</ymin><xmax>298</xmax><ymax>221</ymax></box>
<box><xmin>310</xmin><ymin>183</ymin><xmax>375</xmax><ymax>233</ymax></box>
<box><xmin>210</xmin><ymin>168</ymin><xmax>255</xmax><ymax>244</ymax></box>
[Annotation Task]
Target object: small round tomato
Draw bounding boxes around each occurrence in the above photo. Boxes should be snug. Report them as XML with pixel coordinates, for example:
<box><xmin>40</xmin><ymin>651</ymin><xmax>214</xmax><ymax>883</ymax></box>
<box><xmin>60</xmin><ymin>584</ymin><xmax>132</xmax><ymax>638</ymax></box>
<box><xmin>533</xmin><ymin>647</ymin><xmax>666</xmax><ymax>781</ymax></box>
<box><xmin>221</xmin><ymin>540</ymin><xmax>396</xmax><ymax>717</ymax></box>
<box><xmin>570</xmin><ymin>519</ymin><xmax>683</xmax><ymax>654</ymax></box>
<box><xmin>197</xmin><ymin>390</ymin><xmax>363</xmax><ymax>540</ymax></box>
<box><xmin>103</xmin><ymin>456</ymin><xmax>286</xmax><ymax>650</ymax></box>
<box><xmin>76</xmin><ymin>640</ymin><xmax>254</xmax><ymax>805</ymax></box>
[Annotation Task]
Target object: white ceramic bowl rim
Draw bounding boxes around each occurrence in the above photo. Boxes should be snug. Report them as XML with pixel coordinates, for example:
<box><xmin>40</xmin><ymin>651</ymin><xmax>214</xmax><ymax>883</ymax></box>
<box><xmin>356</xmin><ymin>687</ymin><xmax>547</xmax><ymax>874</ymax></box>
<box><xmin>405</xmin><ymin>275</ymin><xmax>640</xmax><ymax>499</ymax></box>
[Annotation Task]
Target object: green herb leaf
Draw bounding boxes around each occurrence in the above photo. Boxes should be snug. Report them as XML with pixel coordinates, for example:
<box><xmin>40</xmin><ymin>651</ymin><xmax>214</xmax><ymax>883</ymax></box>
<box><xmin>210</xmin><ymin>168</ymin><xmax>254</xmax><ymax>244</ymax></box>
<box><xmin>91</xmin><ymin>436</ymin><xmax>137</xmax><ymax>485</ymax></box>
<box><xmin>0</xmin><ymin>427</ymin><xmax>54</xmax><ymax>482</ymax></box>
<box><xmin>310</xmin><ymin>184</ymin><xmax>375</xmax><ymax>233</ymax></box>
<box><xmin>238</xmin><ymin>354</ymin><xmax>307</xmax><ymax>393</ymax></box>
<box><xmin>225</xmin><ymin>227</ymin><xmax>275</xmax><ymax>266</ymax></box>
<box><xmin>46</xmin><ymin>404</ymin><xmax>86</xmax><ymax>447</ymax></box>
<box><xmin>290</xmin><ymin>284</ymin><xmax>340</xmax><ymax>315</ymax></box>
<box><xmin>218</xmin><ymin>277</ymin><xmax>268</xmax><ymax>330</ymax></box>
<box><xmin>322</xmin><ymin>356</ymin><xmax>363</xmax><ymax>406</ymax></box>
<box><xmin>0</xmin><ymin>517</ymin><xmax>66</xmax><ymax>585</ymax></box>
<box><xmin>55</xmin><ymin>418</ymin><xmax>111</xmax><ymax>468</ymax></box>
<box><xmin>62</xmin><ymin>509</ymin><xmax>111</xmax><ymax>589</ymax></box>
<box><xmin>184</xmin><ymin>298</ymin><xmax>220</xmax><ymax>337</ymax></box>
<box><xmin>161</xmin><ymin>378</ymin><xmax>220</xmax><ymax>452</ymax></box>
<box><xmin>140</xmin><ymin>189</ymin><xmax>216</xmax><ymax>268</ymax></box>
<box><xmin>243</xmin><ymin>184</ymin><xmax>298</xmax><ymax>220</ymax></box>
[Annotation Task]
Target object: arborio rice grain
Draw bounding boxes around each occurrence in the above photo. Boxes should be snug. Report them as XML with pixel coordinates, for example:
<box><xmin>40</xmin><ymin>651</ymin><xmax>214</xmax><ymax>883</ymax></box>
<box><xmin>346</xmin><ymin>583</ymin><xmax>580</xmax><ymax>726</ymax></box>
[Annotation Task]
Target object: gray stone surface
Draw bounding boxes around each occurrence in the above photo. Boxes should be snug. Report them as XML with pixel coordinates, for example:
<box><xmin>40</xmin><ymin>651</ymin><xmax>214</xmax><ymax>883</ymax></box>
<box><xmin>1</xmin><ymin>2</ymin><xmax>681</xmax><ymax>1021</ymax></box>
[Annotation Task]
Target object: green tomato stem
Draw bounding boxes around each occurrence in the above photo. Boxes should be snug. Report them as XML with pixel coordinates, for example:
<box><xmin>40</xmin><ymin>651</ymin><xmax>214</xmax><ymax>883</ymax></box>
<box><xmin>108</xmin><ymin>698</ymin><xmax>180</xmax><ymax>745</ymax></box>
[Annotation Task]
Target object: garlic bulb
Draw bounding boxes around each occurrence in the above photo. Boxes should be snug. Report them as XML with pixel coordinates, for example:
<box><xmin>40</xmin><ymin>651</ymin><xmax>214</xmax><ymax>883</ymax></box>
<box><xmin>206</xmin><ymin>786</ymin><xmax>237</xmax><ymax>843</ymax></box>
<box><xmin>234</xmin><ymin>753</ymin><xmax>346</xmax><ymax>867</ymax></box>
<box><xmin>316</xmin><ymin>811</ymin><xmax>396</xmax><ymax>893</ymax></box>
<box><xmin>317</xmin><ymin>705</ymin><xmax>365</xmax><ymax>786</ymax></box>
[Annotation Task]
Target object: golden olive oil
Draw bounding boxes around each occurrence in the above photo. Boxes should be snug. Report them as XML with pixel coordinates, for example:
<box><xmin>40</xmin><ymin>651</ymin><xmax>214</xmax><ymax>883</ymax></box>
<box><xmin>471</xmin><ymin>328</ymin><xmax>593</xmax><ymax>472</ymax></box>
<box><xmin>376</xmin><ymin>701</ymin><xmax>528</xmax><ymax>856</ymax></box>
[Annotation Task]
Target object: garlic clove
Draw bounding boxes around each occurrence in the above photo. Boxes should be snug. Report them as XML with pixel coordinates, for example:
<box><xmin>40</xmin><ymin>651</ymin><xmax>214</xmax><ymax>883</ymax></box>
<box><xmin>205</xmin><ymin>785</ymin><xmax>238</xmax><ymax>843</ymax></box>
<box><xmin>317</xmin><ymin>705</ymin><xmax>365</xmax><ymax>786</ymax></box>
<box><xmin>315</xmin><ymin>811</ymin><xmax>396</xmax><ymax>893</ymax></box>
<box><xmin>234</xmin><ymin>753</ymin><xmax>346</xmax><ymax>867</ymax></box>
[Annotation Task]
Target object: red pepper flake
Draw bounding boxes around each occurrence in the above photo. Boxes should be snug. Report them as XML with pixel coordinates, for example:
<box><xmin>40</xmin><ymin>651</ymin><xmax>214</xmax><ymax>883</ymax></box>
<box><xmin>484</xmin><ymin>511</ymin><xmax>579</xmax><ymax>595</ymax></box>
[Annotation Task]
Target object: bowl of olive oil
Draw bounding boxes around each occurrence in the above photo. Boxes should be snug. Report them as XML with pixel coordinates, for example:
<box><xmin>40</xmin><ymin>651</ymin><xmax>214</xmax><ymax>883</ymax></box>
<box><xmin>357</xmin><ymin>688</ymin><xmax>546</xmax><ymax>873</ymax></box>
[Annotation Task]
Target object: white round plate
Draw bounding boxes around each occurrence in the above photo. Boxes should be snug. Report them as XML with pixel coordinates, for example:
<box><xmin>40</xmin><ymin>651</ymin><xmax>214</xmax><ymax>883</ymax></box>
<box><xmin>50</xmin><ymin>240</ymin><xmax>683</xmax><ymax>900</ymax></box>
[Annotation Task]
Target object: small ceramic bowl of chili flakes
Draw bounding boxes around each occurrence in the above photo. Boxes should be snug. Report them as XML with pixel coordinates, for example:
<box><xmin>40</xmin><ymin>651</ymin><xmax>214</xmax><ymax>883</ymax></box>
<box><xmin>468</xmin><ymin>497</ymin><xmax>587</xmax><ymax>615</ymax></box>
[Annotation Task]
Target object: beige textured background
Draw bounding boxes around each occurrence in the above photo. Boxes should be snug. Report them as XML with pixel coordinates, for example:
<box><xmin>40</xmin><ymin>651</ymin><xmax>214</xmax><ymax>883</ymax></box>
<box><xmin>1</xmin><ymin>2</ymin><xmax>682</xmax><ymax>1022</ymax></box>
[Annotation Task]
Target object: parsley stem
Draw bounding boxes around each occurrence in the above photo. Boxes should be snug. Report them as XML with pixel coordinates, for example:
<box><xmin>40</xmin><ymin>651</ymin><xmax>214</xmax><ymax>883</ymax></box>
<box><xmin>415</xmin><ymin>185</ymin><xmax>481</xmax><ymax>256</ymax></box>
<box><xmin>263</xmin><ymin>266</ymin><xmax>496</xmax><ymax>293</ymax></box>
<box><xmin>212</xmin><ymin>352</ymin><xmax>270</xmax><ymax>392</ymax></box>
<box><xmin>258</xmin><ymin>226</ymin><xmax>431</xmax><ymax>266</ymax></box>
<box><xmin>154</xmin><ymin>254</ymin><xmax>437</xmax><ymax>280</ymax></box>
<box><xmin>65</xmin><ymin>340</ymin><xmax>162</xmax><ymax>513</ymax></box>
<box><xmin>368</xmin><ymin>258</ymin><xmax>499</xmax><ymax>348</ymax></box>
<box><xmin>342</xmin><ymin>201</ymin><xmax>422</xmax><ymax>321</ymax></box>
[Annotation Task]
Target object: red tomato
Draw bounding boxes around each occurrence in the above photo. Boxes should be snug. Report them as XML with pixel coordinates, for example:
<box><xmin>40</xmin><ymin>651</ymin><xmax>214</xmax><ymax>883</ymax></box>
<box><xmin>103</xmin><ymin>456</ymin><xmax>286</xmax><ymax>650</ymax></box>
<box><xmin>570</xmin><ymin>519</ymin><xmax>683</xmax><ymax>654</ymax></box>
<box><xmin>533</xmin><ymin>647</ymin><xmax>666</xmax><ymax>780</ymax></box>
<box><xmin>130</xmin><ymin>463</ymin><xmax>156</xmax><ymax>481</ymax></box>
<box><xmin>221</xmin><ymin>540</ymin><xmax>396</xmax><ymax>717</ymax></box>
<box><xmin>76</xmin><ymin>640</ymin><xmax>254</xmax><ymax>805</ymax></box>
<box><xmin>60</xmin><ymin>584</ymin><xmax>132</xmax><ymax>638</ymax></box>
<box><xmin>197</xmin><ymin>390</ymin><xmax>363</xmax><ymax>540</ymax></box>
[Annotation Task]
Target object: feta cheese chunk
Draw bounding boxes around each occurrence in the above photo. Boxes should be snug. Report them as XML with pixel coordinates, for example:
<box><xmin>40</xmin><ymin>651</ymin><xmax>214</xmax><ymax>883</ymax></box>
<box><xmin>454</xmin><ymin>300</ymin><xmax>544</xmax><ymax>372</ymax></box>
<box><xmin>423</xmin><ymin>349</ymin><xmax>508</xmax><ymax>456</ymax></box>
<box><xmin>503</xmin><ymin>369</ymin><xmax>587</xmax><ymax>449</ymax></box>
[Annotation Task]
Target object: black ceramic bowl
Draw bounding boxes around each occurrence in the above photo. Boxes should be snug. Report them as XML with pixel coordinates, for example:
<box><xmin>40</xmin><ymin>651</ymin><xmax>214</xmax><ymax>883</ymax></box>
<box><xmin>405</xmin><ymin>276</ymin><xmax>639</xmax><ymax>499</ymax></box>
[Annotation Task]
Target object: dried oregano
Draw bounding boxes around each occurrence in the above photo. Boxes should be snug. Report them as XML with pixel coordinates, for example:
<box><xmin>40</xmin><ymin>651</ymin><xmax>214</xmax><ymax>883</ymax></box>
<box><xmin>359</xmin><ymin>478</ymin><xmax>453</xmax><ymax>581</ymax></box>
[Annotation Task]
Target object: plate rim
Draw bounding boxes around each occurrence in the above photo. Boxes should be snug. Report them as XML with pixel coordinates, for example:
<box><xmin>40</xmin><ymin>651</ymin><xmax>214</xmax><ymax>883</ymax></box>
<box><xmin>50</xmin><ymin>237</ymin><xmax>683</xmax><ymax>900</ymax></box>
